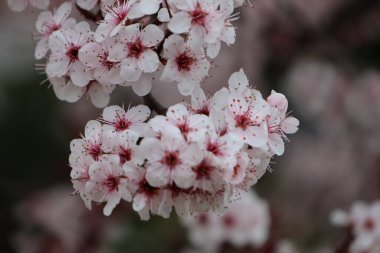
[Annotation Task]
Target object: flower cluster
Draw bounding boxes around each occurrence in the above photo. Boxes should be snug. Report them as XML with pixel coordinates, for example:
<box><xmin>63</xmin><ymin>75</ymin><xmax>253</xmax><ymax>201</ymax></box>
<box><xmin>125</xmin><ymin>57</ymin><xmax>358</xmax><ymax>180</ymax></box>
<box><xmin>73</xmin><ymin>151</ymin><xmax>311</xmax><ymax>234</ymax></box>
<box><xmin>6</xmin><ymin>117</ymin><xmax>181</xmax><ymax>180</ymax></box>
<box><xmin>69</xmin><ymin>69</ymin><xmax>299</xmax><ymax>219</ymax></box>
<box><xmin>331</xmin><ymin>201</ymin><xmax>380</xmax><ymax>253</ymax></box>
<box><xmin>181</xmin><ymin>191</ymin><xmax>270</xmax><ymax>252</ymax></box>
<box><xmin>9</xmin><ymin>0</ymin><xmax>244</xmax><ymax>107</ymax></box>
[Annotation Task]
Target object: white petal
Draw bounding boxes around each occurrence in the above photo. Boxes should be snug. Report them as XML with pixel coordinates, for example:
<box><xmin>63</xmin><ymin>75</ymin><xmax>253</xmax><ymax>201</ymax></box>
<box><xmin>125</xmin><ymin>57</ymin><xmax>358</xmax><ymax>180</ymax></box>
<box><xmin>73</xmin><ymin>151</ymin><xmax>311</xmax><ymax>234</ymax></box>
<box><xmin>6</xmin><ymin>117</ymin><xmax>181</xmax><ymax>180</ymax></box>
<box><xmin>35</xmin><ymin>38</ymin><xmax>49</xmax><ymax>60</ymax></box>
<box><xmin>139</xmin><ymin>0</ymin><xmax>160</xmax><ymax>15</ymax></box>
<box><xmin>69</xmin><ymin>61</ymin><xmax>92</xmax><ymax>87</ymax></box>
<box><xmin>131</xmin><ymin>75</ymin><xmax>153</xmax><ymax>96</ymax></box>
<box><xmin>141</xmin><ymin>24</ymin><xmax>164</xmax><ymax>47</ymax></box>
<box><xmin>120</xmin><ymin>58</ymin><xmax>142</xmax><ymax>82</ymax></box>
<box><xmin>207</xmin><ymin>42</ymin><xmax>221</xmax><ymax>59</ymax></box>
<box><xmin>157</xmin><ymin>8</ymin><xmax>170</xmax><ymax>22</ymax></box>
<box><xmin>89</xmin><ymin>82</ymin><xmax>111</xmax><ymax>108</ymax></box>
<box><xmin>229</xmin><ymin>68</ymin><xmax>249</xmax><ymax>94</ymax></box>
<box><xmin>162</xmin><ymin>34</ymin><xmax>186</xmax><ymax>59</ymax></box>
<box><xmin>168</xmin><ymin>12</ymin><xmax>192</xmax><ymax>34</ymax></box>
<box><xmin>146</xmin><ymin>163</ymin><xmax>170</xmax><ymax>187</ymax></box>
<box><xmin>138</xmin><ymin>50</ymin><xmax>160</xmax><ymax>73</ymax></box>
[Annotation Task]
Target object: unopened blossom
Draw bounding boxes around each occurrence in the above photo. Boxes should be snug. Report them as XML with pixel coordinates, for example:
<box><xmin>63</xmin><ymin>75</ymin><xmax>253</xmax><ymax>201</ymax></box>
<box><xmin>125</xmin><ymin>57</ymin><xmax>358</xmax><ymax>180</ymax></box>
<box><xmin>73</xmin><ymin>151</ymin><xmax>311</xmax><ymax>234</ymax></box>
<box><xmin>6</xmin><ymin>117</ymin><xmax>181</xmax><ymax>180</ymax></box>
<box><xmin>35</xmin><ymin>2</ymin><xmax>74</xmax><ymax>60</ymax></box>
<box><xmin>47</xmin><ymin>21</ymin><xmax>93</xmax><ymax>87</ymax></box>
<box><xmin>161</xmin><ymin>35</ymin><xmax>210</xmax><ymax>95</ymax></box>
<box><xmin>86</xmin><ymin>155</ymin><xmax>132</xmax><ymax>216</ymax></box>
<box><xmin>108</xmin><ymin>24</ymin><xmax>164</xmax><ymax>82</ymax></box>
<box><xmin>7</xmin><ymin>0</ymin><xmax>49</xmax><ymax>12</ymax></box>
<box><xmin>94</xmin><ymin>0</ymin><xmax>143</xmax><ymax>42</ymax></box>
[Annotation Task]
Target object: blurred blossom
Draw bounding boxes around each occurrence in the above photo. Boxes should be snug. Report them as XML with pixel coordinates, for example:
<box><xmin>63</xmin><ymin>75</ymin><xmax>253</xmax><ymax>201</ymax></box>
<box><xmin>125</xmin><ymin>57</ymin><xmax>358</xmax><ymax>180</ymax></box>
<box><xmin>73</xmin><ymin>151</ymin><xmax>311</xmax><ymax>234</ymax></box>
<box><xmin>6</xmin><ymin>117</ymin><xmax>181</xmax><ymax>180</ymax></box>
<box><xmin>344</xmin><ymin>71</ymin><xmax>380</xmax><ymax>131</ymax></box>
<box><xmin>275</xmin><ymin>240</ymin><xmax>299</xmax><ymax>253</ymax></box>
<box><xmin>331</xmin><ymin>201</ymin><xmax>380</xmax><ymax>253</ymax></box>
<box><xmin>181</xmin><ymin>191</ymin><xmax>270</xmax><ymax>252</ymax></box>
<box><xmin>13</xmin><ymin>186</ymin><xmax>117</xmax><ymax>253</ymax></box>
<box><xmin>286</xmin><ymin>60</ymin><xmax>347</xmax><ymax>120</ymax></box>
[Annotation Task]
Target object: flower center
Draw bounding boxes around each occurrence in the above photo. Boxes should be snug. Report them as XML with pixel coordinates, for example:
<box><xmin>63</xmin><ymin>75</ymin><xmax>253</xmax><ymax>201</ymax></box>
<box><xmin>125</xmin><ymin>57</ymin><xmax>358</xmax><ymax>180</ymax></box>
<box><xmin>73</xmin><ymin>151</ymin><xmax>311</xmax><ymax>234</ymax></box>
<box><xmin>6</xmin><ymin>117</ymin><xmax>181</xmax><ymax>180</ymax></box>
<box><xmin>104</xmin><ymin>176</ymin><xmax>119</xmax><ymax>191</ymax></box>
<box><xmin>116</xmin><ymin>119</ymin><xmax>130</xmax><ymax>132</ymax></box>
<box><xmin>100</xmin><ymin>52</ymin><xmax>116</xmax><ymax>70</ymax></box>
<box><xmin>193</xmin><ymin>160</ymin><xmax>213</xmax><ymax>180</ymax></box>
<box><xmin>207</xmin><ymin>142</ymin><xmax>222</xmax><ymax>156</ymax></box>
<box><xmin>163</xmin><ymin>152</ymin><xmax>180</xmax><ymax>168</ymax></box>
<box><xmin>127</xmin><ymin>39</ymin><xmax>145</xmax><ymax>58</ymax></box>
<box><xmin>222</xmin><ymin>214</ymin><xmax>235</xmax><ymax>228</ymax></box>
<box><xmin>197</xmin><ymin>213</ymin><xmax>209</xmax><ymax>225</ymax></box>
<box><xmin>191</xmin><ymin>6</ymin><xmax>207</xmax><ymax>26</ymax></box>
<box><xmin>138</xmin><ymin>179</ymin><xmax>159</xmax><ymax>197</ymax></box>
<box><xmin>119</xmin><ymin>147</ymin><xmax>132</xmax><ymax>164</ymax></box>
<box><xmin>66</xmin><ymin>45</ymin><xmax>80</xmax><ymax>62</ymax></box>
<box><xmin>87</xmin><ymin>144</ymin><xmax>103</xmax><ymax>160</ymax></box>
<box><xmin>364</xmin><ymin>218</ymin><xmax>375</xmax><ymax>231</ymax></box>
<box><xmin>235</xmin><ymin>114</ymin><xmax>252</xmax><ymax>130</ymax></box>
<box><xmin>175</xmin><ymin>52</ymin><xmax>196</xmax><ymax>72</ymax></box>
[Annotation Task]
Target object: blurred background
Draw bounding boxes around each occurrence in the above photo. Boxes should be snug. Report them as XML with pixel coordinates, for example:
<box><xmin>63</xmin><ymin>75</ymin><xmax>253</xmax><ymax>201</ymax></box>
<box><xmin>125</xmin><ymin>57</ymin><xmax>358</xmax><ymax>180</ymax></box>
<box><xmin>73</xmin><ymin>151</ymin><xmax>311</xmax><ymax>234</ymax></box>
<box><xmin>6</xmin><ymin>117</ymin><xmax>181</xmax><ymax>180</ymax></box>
<box><xmin>1</xmin><ymin>0</ymin><xmax>380</xmax><ymax>252</ymax></box>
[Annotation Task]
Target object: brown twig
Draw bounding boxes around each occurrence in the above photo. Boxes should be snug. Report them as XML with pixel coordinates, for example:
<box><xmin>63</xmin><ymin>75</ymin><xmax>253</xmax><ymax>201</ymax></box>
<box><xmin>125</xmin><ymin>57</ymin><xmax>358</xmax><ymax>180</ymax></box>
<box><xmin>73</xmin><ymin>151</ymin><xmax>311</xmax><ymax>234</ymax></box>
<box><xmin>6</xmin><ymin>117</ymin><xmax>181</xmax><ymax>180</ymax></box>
<box><xmin>163</xmin><ymin>0</ymin><xmax>173</xmax><ymax>18</ymax></box>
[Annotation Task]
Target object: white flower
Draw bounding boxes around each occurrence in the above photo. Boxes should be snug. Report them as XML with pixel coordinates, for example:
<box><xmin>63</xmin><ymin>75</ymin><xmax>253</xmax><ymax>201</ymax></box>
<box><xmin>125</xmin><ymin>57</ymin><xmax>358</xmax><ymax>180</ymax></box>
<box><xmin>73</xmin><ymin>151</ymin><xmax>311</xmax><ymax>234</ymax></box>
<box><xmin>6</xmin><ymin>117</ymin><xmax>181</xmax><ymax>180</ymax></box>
<box><xmin>102</xmin><ymin>130</ymin><xmax>144</xmax><ymax>166</ymax></box>
<box><xmin>69</xmin><ymin>153</ymin><xmax>94</xmax><ymax>209</ymax></box>
<box><xmin>94</xmin><ymin>0</ymin><xmax>143</xmax><ymax>42</ymax></box>
<box><xmin>126</xmin><ymin>166</ymin><xmax>172</xmax><ymax>220</ymax></box>
<box><xmin>206</xmin><ymin>0</ymin><xmax>238</xmax><ymax>58</ymax></box>
<box><xmin>168</xmin><ymin>0</ymin><xmax>225</xmax><ymax>44</ymax></box>
<box><xmin>161</xmin><ymin>35</ymin><xmax>210</xmax><ymax>95</ymax></box>
<box><xmin>86</xmin><ymin>155</ymin><xmax>132</xmax><ymax>216</ymax></box>
<box><xmin>266</xmin><ymin>91</ymin><xmax>299</xmax><ymax>155</ymax></box>
<box><xmin>70</xmin><ymin>120</ymin><xmax>105</xmax><ymax>161</ymax></box>
<box><xmin>225</xmin><ymin>69</ymin><xmax>270</xmax><ymax>147</ymax></box>
<box><xmin>101</xmin><ymin>105</ymin><xmax>151</xmax><ymax>135</ymax></box>
<box><xmin>47</xmin><ymin>21</ymin><xmax>93</xmax><ymax>87</ymax></box>
<box><xmin>140</xmin><ymin>133</ymin><xmax>203</xmax><ymax>188</ymax></box>
<box><xmin>49</xmin><ymin>76</ymin><xmax>115</xmax><ymax>108</ymax></box>
<box><xmin>148</xmin><ymin>103</ymin><xmax>212</xmax><ymax>142</ymax></box>
<box><xmin>79</xmin><ymin>37</ymin><xmax>123</xmax><ymax>85</ymax></box>
<box><xmin>35</xmin><ymin>2</ymin><xmax>74</xmax><ymax>60</ymax></box>
<box><xmin>109</xmin><ymin>24</ymin><xmax>164</xmax><ymax>82</ymax></box>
